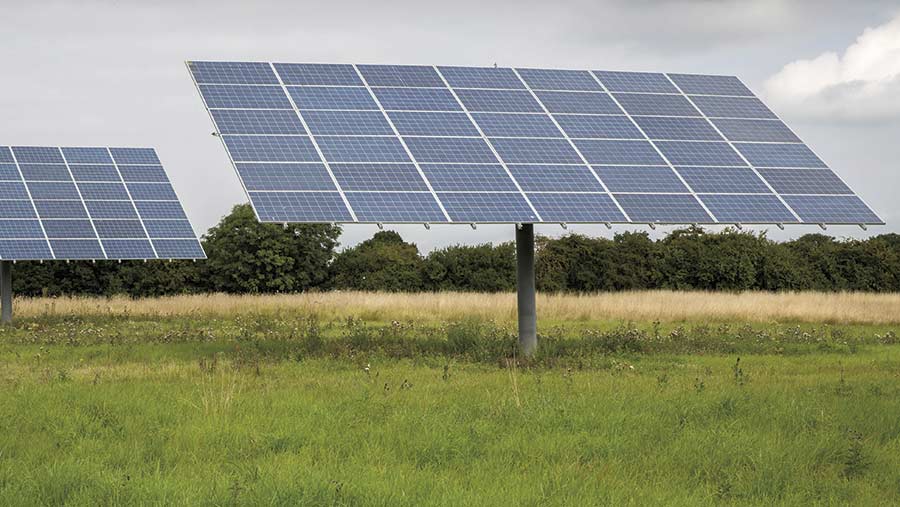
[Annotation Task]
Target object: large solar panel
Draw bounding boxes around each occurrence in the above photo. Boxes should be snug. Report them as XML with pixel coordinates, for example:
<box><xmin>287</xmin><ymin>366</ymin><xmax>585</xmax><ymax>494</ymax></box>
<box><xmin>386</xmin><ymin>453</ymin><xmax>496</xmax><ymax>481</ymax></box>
<box><xmin>0</xmin><ymin>146</ymin><xmax>206</xmax><ymax>260</ymax></box>
<box><xmin>188</xmin><ymin>62</ymin><xmax>883</xmax><ymax>225</ymax></box>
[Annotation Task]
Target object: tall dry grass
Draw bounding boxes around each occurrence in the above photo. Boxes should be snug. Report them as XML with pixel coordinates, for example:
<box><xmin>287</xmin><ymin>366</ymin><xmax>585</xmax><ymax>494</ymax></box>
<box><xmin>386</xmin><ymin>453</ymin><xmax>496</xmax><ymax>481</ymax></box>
<box><xmin>13</xmin><ymin>290</ymin><xmax>900</xmax><ymax>325</ymax></box>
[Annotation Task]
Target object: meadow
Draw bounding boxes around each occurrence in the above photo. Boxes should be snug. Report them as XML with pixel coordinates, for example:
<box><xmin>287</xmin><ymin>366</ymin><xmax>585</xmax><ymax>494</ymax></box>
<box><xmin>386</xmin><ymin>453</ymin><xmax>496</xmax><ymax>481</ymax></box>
<box><xmin>1</xmin><ymin>291</ymin><xmax>899</xmax><ymax>506</ymax></box>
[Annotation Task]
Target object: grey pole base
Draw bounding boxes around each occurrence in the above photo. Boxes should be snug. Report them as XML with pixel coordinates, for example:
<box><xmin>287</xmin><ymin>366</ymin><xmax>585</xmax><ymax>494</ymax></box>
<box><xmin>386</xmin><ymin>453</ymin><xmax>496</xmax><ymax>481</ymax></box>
<box><xmin>1</xmin><ymin>261</ymin><xmax>11</xmax><ymax>324</ymax></box>
<box><xmin>516</xmin><ymin>224</ymin><xmax>537</xmax><ymax>356</ymax></box>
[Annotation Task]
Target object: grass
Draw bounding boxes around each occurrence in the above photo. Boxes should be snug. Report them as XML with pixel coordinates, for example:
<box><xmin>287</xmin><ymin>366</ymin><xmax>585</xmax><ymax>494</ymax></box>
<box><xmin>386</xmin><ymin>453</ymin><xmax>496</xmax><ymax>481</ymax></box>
<box><xmin>0</xmin><ymin>291</ymin><xmax>899</xmax><ymax>505</ymax></box>
<box><xmin>14</xmin><ymin>290</ymin><xmax>900</xmax><ymax>325</ymax></box>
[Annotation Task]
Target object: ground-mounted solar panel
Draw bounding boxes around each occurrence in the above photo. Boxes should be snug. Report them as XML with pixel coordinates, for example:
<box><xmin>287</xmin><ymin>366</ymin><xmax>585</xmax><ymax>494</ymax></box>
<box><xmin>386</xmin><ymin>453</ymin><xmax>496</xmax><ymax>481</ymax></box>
<box><xmin>188</xmin><ymin>61</ymin><xmax>882</xmax><ymax>225</ymax></box>
<box><xmin>0</xmin><ymin>146</ymin><xmax>205</xmax><ymax>260</ymax></box>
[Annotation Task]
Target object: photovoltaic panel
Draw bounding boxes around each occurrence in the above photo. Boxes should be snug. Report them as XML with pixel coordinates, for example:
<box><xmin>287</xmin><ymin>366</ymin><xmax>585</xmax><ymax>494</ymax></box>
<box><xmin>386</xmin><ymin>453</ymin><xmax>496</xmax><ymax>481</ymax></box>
<box><xmin>188</xmin><ymin>62</ymin><xmax>882</xmax><ymax>225</ymax></box>
<box><xmin>0</xmin><ymin>146</ymin><xmax>205</xmax><ymax>260</ymax></box>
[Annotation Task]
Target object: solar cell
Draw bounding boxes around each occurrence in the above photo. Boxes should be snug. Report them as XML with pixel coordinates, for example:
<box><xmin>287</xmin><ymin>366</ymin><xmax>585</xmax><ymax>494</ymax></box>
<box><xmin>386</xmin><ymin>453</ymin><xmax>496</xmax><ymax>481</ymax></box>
<box><xmin>0</xmin><ymin>145</ymin><xmax>203</xmax><ymax>260</ymax></box>
<box><xmin>189</xmin><ymin>62</ymin><xmax>882</xmax><ymax>225</ymax></box>
<box><xmin>517</xmin><ymin>68</ymin><xmax>603</xmax><ymax>92</ymax></box>
<box><xmin>439</xmin><ymin>66</ymin><xmax>525</xmax><ymax>89</ymax></box>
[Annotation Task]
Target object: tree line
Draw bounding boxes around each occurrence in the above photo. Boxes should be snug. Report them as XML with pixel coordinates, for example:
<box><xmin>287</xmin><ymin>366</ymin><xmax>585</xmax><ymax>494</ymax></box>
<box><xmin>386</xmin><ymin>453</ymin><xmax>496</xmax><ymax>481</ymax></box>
<box><xmin>11</xmin><ymin>204</ymin><xmax>900</xmax><ymax>296</ymax></box>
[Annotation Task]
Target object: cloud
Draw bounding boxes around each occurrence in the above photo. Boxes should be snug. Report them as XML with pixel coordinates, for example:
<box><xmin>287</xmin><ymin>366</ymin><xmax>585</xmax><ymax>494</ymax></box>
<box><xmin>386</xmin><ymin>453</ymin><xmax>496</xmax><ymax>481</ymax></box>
<box><xmin>764</xmin><ymin>14</ymin><xmax>900</xmax><ymax>121</ymax></box>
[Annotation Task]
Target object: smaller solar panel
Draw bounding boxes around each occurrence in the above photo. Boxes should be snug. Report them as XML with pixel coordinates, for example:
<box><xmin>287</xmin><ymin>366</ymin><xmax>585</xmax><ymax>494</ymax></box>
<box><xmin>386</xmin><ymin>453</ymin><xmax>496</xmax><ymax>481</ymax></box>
<box><xmin>690</xmin><ymin>96</ymin><xmax>777</xmax><ymax>119</ymax></box>
<box><xmin>734</xmin><ymin>143</ymin><xmax>826</xmax><ymax>168</ymax></box>
<box><xmin>668</xmin><ymin>74</ymin><xmax>754</xmax><ymax>97</ymax></box>
<box><xmin>473</xmin><ymin>113</ymin><xmax>562</xmax><ymax>138</ymax></box>
<box><xmin>346</xmin><ymin>192</ymin><xmax>445</xmax><ymax>222</ymax></box>
<box><xmin>711</xmin><ymin>119</ymin><xmax>800</xmax><ymax>143</ymax></box>
<box><xmin>594</xmin><ymin>166</ymin><xmax>688</xmax><ymax>193</ymax></box>
<box><xmin>634</xmin><ymin>117</ymin><xmax>723</xmax><ymax>141</ymax></box>
<box><xmin>289</xmin><ymin>86</ymin><xmax>377</xmax><ymax>110</ymax></box>
<box><xmin>236</xmin><ymin>163</ymin><xmax>336</xmax><ymax>191</ymax></box>
<box><xmin>455</xmin><ymin>89</ymin><xmax>542</xmax><ymax>113</ymax></box>
<box><xmin>593</xmin><ymin>71</ymin><xmax>678</xmax><ymax>93</ymax></box>
<box><xmin>439</xmin><ymin>66</ymin><xmax>524</xmax><ymax>89</ymax></box>
<box><xmin>189</xmin><ymin>61</ymin><xmax>279</xmax><ymax>85</ymax></box>
<box><xmin>332</xmin><ymin>163</ymin><xmax>428</xmax><ymax>191</ymax></box>
<box><xmin>510</xmin><ymin>165</ymin><xmax>603</xmax><ymax>192</ymax></box>
<box><xmin>439</xmin><ymin>192</ymin><xmax>537</xmax><ymax>222</ymax></box>
<box><xmin>700</xmin><ymin>194</ymin><xmax>796</xmax><ymax>223</ymax></box>
<box><xmin>655</xmin><ymin>141</ymin><xmax>746</xmax><ymax>167</ymax></box>
<box><xmin>613</xmin><ymin>93</ymin><xmax>700</xmax><ymax>117</ymax></box>
<box><xmin>757</xmin><ymin>168</ymin><xmax>852</xmax><ymax>195</ymax></box>
<box><xmin>517</xmin><ymin>68</ymin><xmax>602</xmax><ymax>92</ymax></box>
<box><xmin>273</xmin><ymin>63</ymin><xmax>362</xmax><ymax>86</ymax></box>
<box><xmin>783</xmin><ymin>195</ymin><xmax>881</xmax><ymax>224</ymax></box>
<box><xmin>249</xmin><ymin>191</ymin><xmax>352</xmax><ymax>222</ymax></box>
<box><xmin>529</xmin><ymin>193</ymin><xmax>624</xmax><ymax>222</ymax></box>
<box><xmin>422</xmin><ymin>164</ymin><xmax>517</xmax><ymax>191</ymax></box>
<box><xmin>555</xmin><ymin>115</ymin><xmax>642</xmax><ymax>139</ymax></box>
<box><xmin>491</xmin><ymin>138</ymin><xmax>582</xmax><ymax>164</ymax></box>
<box><xmin>358</xmin><ymin>65</ymin><xmax>444</xmax><ymax>88</ymax></box>
<box><xmin>389</xmin><ymin>112</ymin><xmax>480</xmax><ymax>136</ymax></box>
<box><xmin>224</xmin><ymin>136</ymin><xmax>320</xmax><ymax>162</ymax></box>
<box><xmin>573</xmin><ymin>140</ymin><xmax>665</xmax><ymax>165</ymax></box>
<box><xmin>535</xmin><ymin>91</ymin><xmax>621</xmax><ymax>114</ymax></box>
<box><xmin>677</xmin><ymin>167</ymin><xmax>770</xmax><ymax>193</ymax></box>
<box><xmin>615</xmin><ymin>193</ymin><xmax>712</xmax><ymax>223</ymax></box>
<box><xmin>302</xmin><ymin>110</ymin><xmax>394</xmax><ymax>136</ymax></box>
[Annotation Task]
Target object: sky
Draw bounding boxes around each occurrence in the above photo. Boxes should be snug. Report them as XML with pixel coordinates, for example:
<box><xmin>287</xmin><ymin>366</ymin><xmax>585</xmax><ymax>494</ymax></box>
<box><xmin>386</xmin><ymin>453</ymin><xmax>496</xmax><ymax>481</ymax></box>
<box><xmin>1</xmin><ymin>0</ymin><xmax>898</xmax><ymax>252</ymax></box>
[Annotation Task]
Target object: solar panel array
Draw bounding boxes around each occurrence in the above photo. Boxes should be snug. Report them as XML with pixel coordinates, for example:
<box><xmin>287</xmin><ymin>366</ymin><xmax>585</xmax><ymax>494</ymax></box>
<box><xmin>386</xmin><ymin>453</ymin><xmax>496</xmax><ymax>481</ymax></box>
<box><xmin>0</xmin><ymin>146</ymin><xmax>205</xmax><ymax>260</ymax></box>
<box><xmin>188</xmin><ymin>62</ymin><xmax>882</xmax><ymax>226</ymax></box>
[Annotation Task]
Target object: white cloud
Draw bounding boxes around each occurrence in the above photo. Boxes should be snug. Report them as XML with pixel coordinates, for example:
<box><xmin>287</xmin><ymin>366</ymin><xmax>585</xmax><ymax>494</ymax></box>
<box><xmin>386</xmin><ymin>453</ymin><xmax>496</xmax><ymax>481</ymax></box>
<box><xmin>764</xmin><ymin>14</ymin><xmax>900</xmax><ymax>121</ymax></box>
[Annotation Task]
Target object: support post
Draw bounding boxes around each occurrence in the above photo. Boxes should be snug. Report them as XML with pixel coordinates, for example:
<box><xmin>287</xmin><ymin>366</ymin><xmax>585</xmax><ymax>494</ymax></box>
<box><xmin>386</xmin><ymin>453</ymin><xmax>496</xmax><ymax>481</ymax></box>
<box><xmin>1</xmin><ymin>261</ymin><xmax>11</xmax><ymax>325</ymax></box>
<box><xmin>516</xmin><ymin>224</ymin><xmax>537</xmax><ymax>356</ymax></box>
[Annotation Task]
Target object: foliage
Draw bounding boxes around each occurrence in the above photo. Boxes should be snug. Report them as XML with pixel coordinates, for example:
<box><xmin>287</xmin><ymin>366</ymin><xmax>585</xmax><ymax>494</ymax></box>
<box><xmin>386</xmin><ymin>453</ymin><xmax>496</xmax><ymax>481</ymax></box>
<box><xmin>330</xmin><ymin>231</ymin><xmax>424</xmax><ymax>291</ymax></box>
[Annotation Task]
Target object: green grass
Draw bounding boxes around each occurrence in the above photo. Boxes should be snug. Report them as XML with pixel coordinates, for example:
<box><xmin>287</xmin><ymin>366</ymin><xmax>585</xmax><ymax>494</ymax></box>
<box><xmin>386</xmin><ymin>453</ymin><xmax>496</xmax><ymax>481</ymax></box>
<box><xmin>0</xmin><ymin>313</ymin><xmax>899</xmax><ymax>505</ymax></box>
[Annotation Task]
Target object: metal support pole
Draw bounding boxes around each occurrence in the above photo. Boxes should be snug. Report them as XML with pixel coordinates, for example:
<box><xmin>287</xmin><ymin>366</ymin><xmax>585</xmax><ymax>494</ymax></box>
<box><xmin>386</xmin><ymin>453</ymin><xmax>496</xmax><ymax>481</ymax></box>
<box><xmin>516</xmin><ymin>224</ymin><xmax>537</xmax><ymax>356</ymax></box>
<box><xmin>1</xmin><ymin>261</ymin><xmax>11</xmax><ymax>324</ymax></box>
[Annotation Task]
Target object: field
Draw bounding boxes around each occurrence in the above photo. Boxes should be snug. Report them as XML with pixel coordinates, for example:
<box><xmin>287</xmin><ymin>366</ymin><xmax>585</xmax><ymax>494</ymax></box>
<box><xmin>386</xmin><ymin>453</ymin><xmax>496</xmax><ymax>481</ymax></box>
<box><xmin>1</xmin><ymin>291</ymin><xmax>899</xmax><ymax>506</ymax></box>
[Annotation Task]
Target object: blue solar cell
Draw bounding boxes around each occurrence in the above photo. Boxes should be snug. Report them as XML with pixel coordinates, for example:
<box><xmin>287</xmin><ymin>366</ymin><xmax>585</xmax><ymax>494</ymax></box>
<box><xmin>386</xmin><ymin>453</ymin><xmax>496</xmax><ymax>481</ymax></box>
<box><xmin>700</xmin><ymin>194</ymin><xmax>796</xmax><ymax>223</ymax></box>
<box><xmin>110</xmin><ymin>148</ymin><xmax>161</xmax><ymax>165</ymax></box>
<box><xmin>151</xmin><ymin>239</ymin><xmax>206</xmax><ymax>259</ymax></box>
<box><xmin>189</xmin><ymin>61</ymin><xmax>279</xmax><ymax>85</ymax></box>
<box><xmin>69</xmin><ymin>164</ymin><xmax>119</xmax><ymax>181</ymax></box>
<box><xmin>358</xmin><ymin>65</ymin><xmax>444</xmax><ymax>87</ymax></box>
<box><xmin>471</xmin><ymin>113</ymin><xmax>562</xmax><ymax>138</ymax></box>
<box><xmin>317</xmin><ymin>136</ymin><xmax>410</xmax><ymax>163</ymax></box>
<box><xmin>491</xmin><ymin>138</ymin><xmax>582</xmax><ymax>164</ymax></box>
<box><xmin>94</xmin><ymin>220</ymin><xmax>147</xmax><ymax>239</ymax></box>
<box><xmin>273</xmin><ymin>63</ymin><xmax>362</xmax><ymax>86</ymax></box>
<box><xmin>677</xmin><ymin>167</ymin><xmax>770</xmax><ymax>193</ymax></box>
<box><xmin>288</xmin><ymin>86</ymin><xmax>378</xmax><ymax>110</ymax></box>
<box><xmin>134</xmin><ymin>201</ymin><xmax>186</xmax><ymax>220</ymax></box>
<box><xmin>711</xmin><ymin>119</ymin><xmax>800</xmax><ymax>143</ymax></box>
<box><xmin>615</xmin><ymin>194</ymin><xmax>712</xmax><ymax>223</ymax></box>
<box><xmin>592</xmin><ymin>71</ymin><xmax>678</xmax><ymax>93</ymax></box>
<box><xmin>535</xmin><ymin>91</ymin><xmax>621</xmax><ymax>114</ymax></box>
<box><xmin>302</xmin><ymin>110</ymin><xmax>393</xmax><ymax>136</ymax></box>
<box><xmin>613</xmin><ymin>93</ymin><xmax>700</xmax><ymax>116</ymax></box>
<box><xmin>33</xmin><ymin>200</ymin><xmax>88</xmax><ymax>219</ymax></box>
<box><xmin>43</xmin><ymin>219</ymin><xmax>95</xmax><ymax>238</ymax></box>
<box><xmin>758</xmin><ymin>168</ymin><xmax>852</xmax><ymax>195</ymax></box>
<box><xmin>783</xmin><ymin>195</ymin><xmax>881</xmax><ymax>224</ymax></box>
<box><xmin>212</xmin><ymin>109</ymin><xmax>305</xmax><ymax>135</ymax></box>
<box><xmin>529</xmin><ymin>193</ymin><xmax>625</xmax><ymax>222</ymax></box>
<box><xmin>517</xmin><ymin>68</ymin><xmax>602</xmax><ymax>92</ymax></box>
<box><xmin>554</xmin><ymin>115</ymin><xmax>642</xmax><ymax>139</ymax></box>
<box><xmin>656</xmin><ymin>141</ymin><xmax>745</xmax><ymax>166</ymax></box>
<box><xmin>346</xmin><ymin>192</ymin><xmax>446</xmax><ymax>222</ymax></box>
<box><xmin>76</xmin><ymin>182</ymin><xmax>131</xmax><ymax>200</ymax></box>
<box><xmin>49</xmin><ymin>239</ymin><xmax>105</xmax><ymax>259</ymax></box>
<box><xmin>0</xmin><ymin>220</ymin><xmax>44</xmax><ymax>239</ymax></box>
<box><xmin>86</xmin><ymin>200</ymin><xmax>138</xmax><ymax>219</ymax></box>
<box><xmin>0</xmin><ymin>182</ymin><xmax>28</xmax><ymax>199</ymax></box>
<box><xmin>388</xmin><ymin>112</ymin><xmax>480</xmax><ymax>136</ymax></box>
<box><xmin>594</xmin><ymin>166</ymin><xmax>688</xmax><ymax>193</ymax></box>
<box><xmin>373</xmin><ymin>87</ymin><xmax>461</xmax><ymax>112</ymax></box>
<box><xmin>668</xmin><ymin>74</ymin><xmax>753</xmax><ymax>97</ymax></box>
<box><xmin>127</xmin><ymin>183</ymin><xmax>178</xmax><ymax>201</ymax></box>
<box><xmin>0</xmin><ymin>164</ymin><xmax>19</xmax><ymax>180</ymax></box>
<box><xmin>249</xmin><ymin>191</ymin><xmax>352</xmax><ymax>222</ymax></box>
<box><xmin>633</xmin><ymin>117</ymin><xmax>722</xmax><ymax>141</ymax></box>
<box><xmin>455</xmin><ymin>89</ymin><xmax>542</xmax><ymax>113</ymax></box>
<box><xmin>404</xmin><ymin>137</ymin><xmax>497</xmax><ymax>163</ymax></box>
<box><xmin>0</xmin><ymin>240</ymin><xmax>52</xmax><ymax>259</ymax></box>
<box><xmin>26</xmin><ymin>182</ymin><xmax>80</xmax><ymax>199</ymax></box>
<box><xmin>61</xmin><ymin>147</ymin><xmax>113</xmax><ymax>164</ymax></box>
<box><xmin>421</xmin><ymin>164</ymin><xmax>518</xmax><ymax>191</ymax></box>
<box><xmin>438</xmin><ymin>66</ymin><xmax>525</xmax><ymax>89</ymax></box>
<box><xmin>331</xmin><ymin>163</ymin><xmax>428</xmax><ymax>191</ymax></box>
<box><xmin>144</xmin><ymin>220</ymin><xmax>197</xmax><ymax>238</ymax></box>
<box><xmin>509</xmin><ymin>165</ymin><xmax>604</xmax><ymax>192</ymax></box>
<box><xmin>0</xmin><ymin>201</ymin><xmax>37</xmax><ymax>219</ymax></box>
<box><xmin>199</xmin><ymin>85</ymin><xmax>292</xmax><ymax>109</ymax></box>
<box><xmin>0</xmin><ymin>147</ymin><xmax>12</xmax><ymax>163</ymax></box>
<box><xmin>573</xmin><ymin>140</ymin><xmax>665</xmax><ymax>165</ymax></box>
<box><xmin>118</xmin><ymin>165</ymin><xmax>170</xmax><ymax>183</ymax></box>
<box><xmin>224</xmin><ymin>136</ymin><xmax>321</xmax><ymax>162</ymax></box>
<box><xmin>690</xmin><ymin>96</ymin><xmax>776</xmax><ymax>119</ymax></box>
<box><xmin>18</xmin><ymin>164</ymin><xmax>71</xmax><ymax>181</ymax></box>
<box><xmin>101</xmin><ymin>239</ymin><xmax>156</xmax><ymax>259</ymax></box>
<box><xmin>236</xmin><ymin>163</ymin><xmax>336</xmax><ymax>191</ymax></box>
<box><xmin>735</xmin><ymin>143</ymin><xmax>825</xmax><ymax>168</ymax></box>
<box><xmin>439</xmin><ymin>192</ymin><xmax>537</xmax><ymax>222</ymax></box>
<box><xmin>12</xmin><ymin>146</ymin><xmax>63</xmax><ymax>164</ymax></box>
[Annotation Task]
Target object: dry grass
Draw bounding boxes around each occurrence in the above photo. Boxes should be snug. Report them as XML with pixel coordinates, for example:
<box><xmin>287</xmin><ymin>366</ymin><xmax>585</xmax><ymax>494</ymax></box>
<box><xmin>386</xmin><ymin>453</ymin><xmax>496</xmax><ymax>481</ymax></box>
<box><xmin>13</xmin><ymin>290</ymin><xmax>900</xmax><ymax>325</ymax></box>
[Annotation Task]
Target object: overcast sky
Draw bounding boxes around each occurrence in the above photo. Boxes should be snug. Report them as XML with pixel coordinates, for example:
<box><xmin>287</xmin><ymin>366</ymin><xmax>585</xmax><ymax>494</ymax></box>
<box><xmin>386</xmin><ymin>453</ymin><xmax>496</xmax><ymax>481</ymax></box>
<box><xmin>1</xmin><ymin>0</ymin><xmax>898</xmax><ymax>251</ymax></box>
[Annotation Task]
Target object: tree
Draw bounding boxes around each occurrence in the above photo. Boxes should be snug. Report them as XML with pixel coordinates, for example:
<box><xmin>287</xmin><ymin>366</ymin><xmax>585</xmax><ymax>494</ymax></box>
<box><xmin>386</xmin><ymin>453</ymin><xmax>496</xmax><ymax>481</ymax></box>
<box><xmin>330</xmin><ymin>231</ymin><xmax>424</xmax><ymax>291</ymax></box>
<box><xmin>423</xmin><ymin>243</ymin><xmax>515</xmax><ymax>291</ymax></box>
<box><xmin>202</xmin><ymin>204</ymin><xmax>340</xmax><ymax>293</ymax></box>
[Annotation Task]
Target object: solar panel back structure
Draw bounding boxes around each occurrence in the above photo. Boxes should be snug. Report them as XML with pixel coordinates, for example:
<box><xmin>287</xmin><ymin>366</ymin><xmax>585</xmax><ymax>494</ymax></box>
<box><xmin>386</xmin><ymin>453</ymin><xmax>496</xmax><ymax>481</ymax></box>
<box><xmin>0</xmin><ymin>146</ymin><xmax>205</xmax><ymax>323</ymax></box>
<box><xmin>187</xmin><ymin>61</ymin><xmax>884</xmax><ymax>355</ymax></box>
